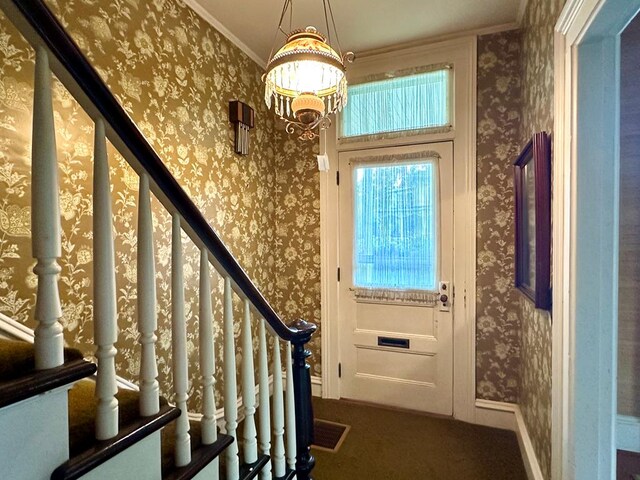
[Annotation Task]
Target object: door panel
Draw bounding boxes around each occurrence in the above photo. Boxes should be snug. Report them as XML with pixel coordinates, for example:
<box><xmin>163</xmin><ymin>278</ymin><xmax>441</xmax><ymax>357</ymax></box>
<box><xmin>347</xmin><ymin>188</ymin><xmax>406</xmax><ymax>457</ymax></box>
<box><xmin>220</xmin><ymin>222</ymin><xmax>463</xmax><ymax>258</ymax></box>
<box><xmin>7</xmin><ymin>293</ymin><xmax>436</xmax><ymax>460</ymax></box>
<box><xmin>354</xmin><ymin>302</ymin><xmax>435</xmax><ymax>336</ymax></box>
<box><xmin>338</xmin><ymin>142</ymin><xmax>453</xmax><ymax>415</ymax></box>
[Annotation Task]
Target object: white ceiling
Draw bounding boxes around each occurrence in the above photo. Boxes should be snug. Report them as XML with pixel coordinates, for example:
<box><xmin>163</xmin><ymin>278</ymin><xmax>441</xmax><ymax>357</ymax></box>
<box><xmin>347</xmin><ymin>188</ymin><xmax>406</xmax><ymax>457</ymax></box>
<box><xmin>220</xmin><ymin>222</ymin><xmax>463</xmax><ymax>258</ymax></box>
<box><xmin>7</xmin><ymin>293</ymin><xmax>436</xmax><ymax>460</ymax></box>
<box><xmin>186</xmin><ymin>0</ymin><xmax>523</xmax><ymax>67</ymax></box>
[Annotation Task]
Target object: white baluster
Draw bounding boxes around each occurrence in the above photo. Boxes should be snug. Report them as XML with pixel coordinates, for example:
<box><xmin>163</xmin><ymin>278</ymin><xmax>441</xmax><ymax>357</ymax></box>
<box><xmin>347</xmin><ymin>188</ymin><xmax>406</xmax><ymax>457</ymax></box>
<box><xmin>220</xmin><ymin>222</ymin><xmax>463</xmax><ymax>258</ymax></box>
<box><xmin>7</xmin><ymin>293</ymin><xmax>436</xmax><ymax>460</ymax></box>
<box><xmin>258</xmin><ymin>319</ymin><xmax>272</xmax><ymax>480</ymax></box>
<box><xmin>285</xmin><ymin>342</ymin><xmax>297</xmax><ymax>476</ymax></box>
<box><xmin>223</xmin><ymin>276</ymin><xmax>239</xmax><ymax>479</ymax></box>
<box><xmin>93</xmin><ymin>118</ymin><xmax>119</xmax><ymax>440</ymax></box>
<box><xmin>31</xmin><ymin>46</ymin><xmax>64</xmax><ymax>370</ymax></box>
<box><xmin>272</xmin><ymin>337</ymin><xmax>286</xmax><ymax>477</ymax></box>
<box><xmin>199</xmin><ymin>249</ymin><xmax>218</xmax><ymax>447</ymax></box>
<box><xmin>171</xmin><ymin>213</ymin><xmax>191</xmax><ymax>467</ymax></box>
<box><xmin>137</xmin><ymin>174</ymin><xmax>159</xmax><ymax>417</ymax></box>
<box><xmin>241</xmin><ymin>299</ymin><xmax>258</xmax><ymax>464</ymax></box>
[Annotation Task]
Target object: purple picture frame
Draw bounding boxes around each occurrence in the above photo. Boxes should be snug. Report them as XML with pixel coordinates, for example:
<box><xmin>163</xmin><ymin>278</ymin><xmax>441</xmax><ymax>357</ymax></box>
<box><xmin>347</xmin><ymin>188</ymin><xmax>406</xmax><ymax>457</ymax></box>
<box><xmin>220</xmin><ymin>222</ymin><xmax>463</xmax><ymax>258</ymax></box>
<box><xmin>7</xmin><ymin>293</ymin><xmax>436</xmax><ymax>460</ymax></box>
<box><xmin>513</xmin><ymin>131</ymin><xmax>551</xmax><ymax>310</ymax></box>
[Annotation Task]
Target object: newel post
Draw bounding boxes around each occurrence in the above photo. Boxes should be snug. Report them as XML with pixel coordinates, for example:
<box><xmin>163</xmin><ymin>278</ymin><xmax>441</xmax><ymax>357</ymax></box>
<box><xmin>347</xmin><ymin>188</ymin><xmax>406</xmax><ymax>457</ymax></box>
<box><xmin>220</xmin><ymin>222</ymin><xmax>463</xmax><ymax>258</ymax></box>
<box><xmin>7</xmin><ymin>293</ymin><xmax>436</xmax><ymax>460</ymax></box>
<box><xmin>288</xmin><ymin>319</ymin><xmax>317</xmax><ymax>480</ymax></box>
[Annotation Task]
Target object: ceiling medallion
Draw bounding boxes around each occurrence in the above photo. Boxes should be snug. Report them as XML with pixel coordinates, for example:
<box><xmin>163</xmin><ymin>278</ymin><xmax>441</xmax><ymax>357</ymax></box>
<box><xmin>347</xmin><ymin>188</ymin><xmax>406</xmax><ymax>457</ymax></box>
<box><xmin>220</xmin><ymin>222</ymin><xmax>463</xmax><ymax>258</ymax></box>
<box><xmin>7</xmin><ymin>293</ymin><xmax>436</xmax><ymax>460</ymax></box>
<box><xmin>263</xmin><ymin>0</ymin><xmax>354</xmax><ymax>141</ymax></box>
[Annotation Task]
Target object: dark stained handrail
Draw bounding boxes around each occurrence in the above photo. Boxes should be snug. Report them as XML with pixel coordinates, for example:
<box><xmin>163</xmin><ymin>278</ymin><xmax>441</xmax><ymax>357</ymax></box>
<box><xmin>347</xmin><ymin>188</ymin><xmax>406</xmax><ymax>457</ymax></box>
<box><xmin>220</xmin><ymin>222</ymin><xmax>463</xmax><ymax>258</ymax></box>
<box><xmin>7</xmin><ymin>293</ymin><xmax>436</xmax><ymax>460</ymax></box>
<box><xmin>6</xmin><ymin>0</ymin><xmax>315</xmax><ymax>342</ymax></box>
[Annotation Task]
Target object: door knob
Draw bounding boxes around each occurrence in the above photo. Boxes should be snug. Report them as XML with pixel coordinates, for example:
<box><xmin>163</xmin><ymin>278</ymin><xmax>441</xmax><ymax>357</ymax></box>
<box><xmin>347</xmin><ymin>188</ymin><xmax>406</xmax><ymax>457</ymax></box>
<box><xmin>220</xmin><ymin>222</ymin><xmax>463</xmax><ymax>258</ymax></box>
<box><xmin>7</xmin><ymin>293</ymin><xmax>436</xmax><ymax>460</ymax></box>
<box><xmin>438</xmin><ymin>281</ymin><xmax>451</xmax><ymax>312</ymax></box>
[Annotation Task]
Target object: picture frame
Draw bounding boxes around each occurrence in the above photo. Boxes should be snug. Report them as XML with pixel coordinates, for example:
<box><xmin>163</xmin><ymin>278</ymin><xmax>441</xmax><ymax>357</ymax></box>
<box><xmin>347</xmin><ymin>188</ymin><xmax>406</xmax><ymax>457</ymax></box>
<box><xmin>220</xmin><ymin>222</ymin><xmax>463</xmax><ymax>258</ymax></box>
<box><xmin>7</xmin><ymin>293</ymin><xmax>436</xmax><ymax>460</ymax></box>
<box><xmin>513</xmin><ymin>131</ymin><xmax>551</xmax><ymax>310</ymax></box>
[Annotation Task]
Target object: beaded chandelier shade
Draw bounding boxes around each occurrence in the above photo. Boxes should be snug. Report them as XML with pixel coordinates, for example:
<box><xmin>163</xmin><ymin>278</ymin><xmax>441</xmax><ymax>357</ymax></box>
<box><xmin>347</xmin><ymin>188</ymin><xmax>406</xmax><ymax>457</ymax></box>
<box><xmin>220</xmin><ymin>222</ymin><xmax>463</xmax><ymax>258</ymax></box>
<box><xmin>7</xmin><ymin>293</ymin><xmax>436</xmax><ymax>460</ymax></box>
<box><xmin>264</xmin><ymin>0</ymin><xmax>353</xmax><ymax>140</ymax></box>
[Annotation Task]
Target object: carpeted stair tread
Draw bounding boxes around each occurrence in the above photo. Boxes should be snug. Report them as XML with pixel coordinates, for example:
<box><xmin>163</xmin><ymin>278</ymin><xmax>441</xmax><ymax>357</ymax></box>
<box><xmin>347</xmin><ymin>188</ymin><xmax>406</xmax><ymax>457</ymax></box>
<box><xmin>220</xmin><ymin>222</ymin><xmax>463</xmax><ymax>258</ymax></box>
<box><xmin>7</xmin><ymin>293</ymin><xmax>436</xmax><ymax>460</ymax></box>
<box><xmin>161</xmin><ymin>420</ymin><xmax>234</xmax><ymax>480</ymax></box>
<box><xmin>68</xmin><ymin>378</ymin><xmax>169</xmax><ymax>457</ymax></box>
<box><xmin>0</xmin><ymin>338</ymin><xmax>83</xmax><ymax>382</ymax></box>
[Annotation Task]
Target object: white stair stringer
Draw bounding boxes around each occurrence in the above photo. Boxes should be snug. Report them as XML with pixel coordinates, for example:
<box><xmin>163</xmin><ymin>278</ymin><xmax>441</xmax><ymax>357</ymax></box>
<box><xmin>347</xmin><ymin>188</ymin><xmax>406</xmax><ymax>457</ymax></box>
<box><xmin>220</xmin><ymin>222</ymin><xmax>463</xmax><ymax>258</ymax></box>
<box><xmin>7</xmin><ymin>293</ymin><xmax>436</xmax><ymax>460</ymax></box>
<box><xmin>0</xmin><ymin>312</ymin><xmax>139</xmax><ymax>391</ymax></box>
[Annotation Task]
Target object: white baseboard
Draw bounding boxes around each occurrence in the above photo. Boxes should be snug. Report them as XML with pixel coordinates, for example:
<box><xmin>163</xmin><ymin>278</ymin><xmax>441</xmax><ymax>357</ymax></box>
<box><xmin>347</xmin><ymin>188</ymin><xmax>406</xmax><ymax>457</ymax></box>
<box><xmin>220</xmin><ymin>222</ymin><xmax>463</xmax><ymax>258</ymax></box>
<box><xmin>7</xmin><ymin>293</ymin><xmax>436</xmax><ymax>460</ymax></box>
<box><xmin>0</xmin><ymin>313</ymin><xmax>137</xmax><ymax>391</ymax></box>
<box><xmin>514</xmin><ymin>406</ymin><xmax>544</xmax><ymax>480</ymax></box>
<box><xmin>0</xmin><ymin>313</ymin><xmax>34</xmax><ymax>343</ymax></box>
<box><xmin>618</xmin><ymin>414</ymin><xmax>640</xmax><ymax>453</ymax></box>
<box><xmin>0</xmin><ymin>312</ymin><xmax>322</xmax><ymax>422</ymax></box>
<box><xmin>310</xmin><ymin>375</ymin><xmax>322</xmax><ymax>397</ymax></box>
<box><xmin>188</xmin><ymin>374</ymin><xmax>322</xmax><ymax>428</ymax></box>
<box><xmin>474</xmin><ymin>399</ymin><xmax>517</xmax><ymax>431</ymax></box>
<box><xmin>281</xmin><ymin>373</ymin><xmax>322</xmax><ymax>397</ymax></box>
<box><xmin>474</xmin><ymin>399</ymin><xmax>543</xmax><ymax>480</ymax></box>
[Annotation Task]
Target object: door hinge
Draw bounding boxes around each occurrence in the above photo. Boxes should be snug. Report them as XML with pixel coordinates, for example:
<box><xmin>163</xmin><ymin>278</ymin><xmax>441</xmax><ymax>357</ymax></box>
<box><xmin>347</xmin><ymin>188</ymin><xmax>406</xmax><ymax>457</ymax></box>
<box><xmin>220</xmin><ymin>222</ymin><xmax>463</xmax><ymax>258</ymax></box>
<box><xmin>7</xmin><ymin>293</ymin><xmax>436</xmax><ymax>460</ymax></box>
<box><xmin>336</xmin><ymin>170</ymin><xmax>340</xmax><ymax>185</ymax></box>
<box><xmin>337</xmin><ymin>267</ymin><xmax>341</xmax><ymax>282</ymax></box>
<box><xmin>338</xmin><ymin>362</ymin><xmax>342</xmax><ymax>378</ymax></box>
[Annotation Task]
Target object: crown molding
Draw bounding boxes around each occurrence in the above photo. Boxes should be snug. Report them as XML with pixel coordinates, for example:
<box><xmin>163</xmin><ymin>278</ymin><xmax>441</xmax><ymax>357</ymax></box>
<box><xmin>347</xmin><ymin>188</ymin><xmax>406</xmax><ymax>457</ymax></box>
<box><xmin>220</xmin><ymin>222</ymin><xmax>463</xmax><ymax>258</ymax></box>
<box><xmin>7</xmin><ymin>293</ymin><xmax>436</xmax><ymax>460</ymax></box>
<box><xmin>183</xmin><ymin>0</ymin><xmax>267</xmax><ymax>68</ymax></box>
<box><xmin>355</xmin><ymin>22</ymin><xmax>519</xmax><ymax>59</ymax></box>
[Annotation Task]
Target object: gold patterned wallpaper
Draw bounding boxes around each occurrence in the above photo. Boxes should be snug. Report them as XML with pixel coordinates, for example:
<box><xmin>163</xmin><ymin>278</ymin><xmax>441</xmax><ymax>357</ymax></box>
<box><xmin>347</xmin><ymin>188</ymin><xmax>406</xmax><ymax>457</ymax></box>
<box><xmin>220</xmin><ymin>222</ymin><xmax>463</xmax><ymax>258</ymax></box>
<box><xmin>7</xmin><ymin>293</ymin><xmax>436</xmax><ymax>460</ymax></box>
<box><xmin>0</xmin><ymin>0</ymin><xmax>562</xmax><ymax>462</ymax></box>
<box><xmin>476</xmin><ymin>29</ymin><xmax>523</xmax><ymax>404</ymax></box>
<box><xmin>0</xmin><ymin>0</ymin><xmax>316</xmax><ymax>410</ymax></box>
<box><xmin>477</xmin><ymin>1</ymin><xmax>564</xmax><ymax>475</ymax></box>
<box><xmin>518</xmin><ymin>0</ymin><xmax>565</xmax><ymax>477</ymax></box>
<box><xmin>272</xmin><ymin>138</ymin><xmax>322</xmax><ymax>377</ymax></box>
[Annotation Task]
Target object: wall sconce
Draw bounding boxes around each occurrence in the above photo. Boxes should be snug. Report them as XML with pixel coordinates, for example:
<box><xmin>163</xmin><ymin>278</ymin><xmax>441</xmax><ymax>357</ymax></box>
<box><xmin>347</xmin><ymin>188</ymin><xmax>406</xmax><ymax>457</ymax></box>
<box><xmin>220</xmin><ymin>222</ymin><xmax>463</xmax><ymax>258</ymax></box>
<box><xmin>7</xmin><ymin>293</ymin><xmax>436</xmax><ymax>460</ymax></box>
<box><xmin>229</xmin><ymin>100</ymin><xmax>254</xmax><ymax>156</ymax></box>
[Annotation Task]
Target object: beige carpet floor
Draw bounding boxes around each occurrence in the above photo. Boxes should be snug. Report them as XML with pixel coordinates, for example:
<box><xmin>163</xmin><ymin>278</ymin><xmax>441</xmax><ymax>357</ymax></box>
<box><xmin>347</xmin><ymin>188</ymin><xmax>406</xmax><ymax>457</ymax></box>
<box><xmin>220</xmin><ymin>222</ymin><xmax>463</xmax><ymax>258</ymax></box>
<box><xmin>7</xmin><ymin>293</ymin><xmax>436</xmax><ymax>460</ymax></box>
<box><xmin>311</xmin><ymin>398</ymin><xmax>527</xmax><ymax>480</ymax></box>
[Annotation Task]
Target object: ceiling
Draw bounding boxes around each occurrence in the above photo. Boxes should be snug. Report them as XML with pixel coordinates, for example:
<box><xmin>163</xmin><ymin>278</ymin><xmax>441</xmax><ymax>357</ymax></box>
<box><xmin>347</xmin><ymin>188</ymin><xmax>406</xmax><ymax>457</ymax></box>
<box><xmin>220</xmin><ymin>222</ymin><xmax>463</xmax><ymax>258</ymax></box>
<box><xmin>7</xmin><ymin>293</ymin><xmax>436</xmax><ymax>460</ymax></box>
<box><xmin>186</xmin><ymin>0</ymin><xmax>523</xmax><ymax>66</ymax></box>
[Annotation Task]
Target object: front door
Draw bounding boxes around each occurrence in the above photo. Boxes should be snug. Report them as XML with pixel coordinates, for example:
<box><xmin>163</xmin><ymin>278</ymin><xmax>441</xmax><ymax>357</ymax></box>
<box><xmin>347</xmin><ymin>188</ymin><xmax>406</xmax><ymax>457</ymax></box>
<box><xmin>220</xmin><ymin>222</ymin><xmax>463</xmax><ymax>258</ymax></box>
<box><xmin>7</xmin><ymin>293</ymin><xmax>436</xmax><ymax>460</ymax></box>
<box><xmin>338</xmin><ymin>142</ymin><xmax>454</xmax><ymax>415</ymax></box>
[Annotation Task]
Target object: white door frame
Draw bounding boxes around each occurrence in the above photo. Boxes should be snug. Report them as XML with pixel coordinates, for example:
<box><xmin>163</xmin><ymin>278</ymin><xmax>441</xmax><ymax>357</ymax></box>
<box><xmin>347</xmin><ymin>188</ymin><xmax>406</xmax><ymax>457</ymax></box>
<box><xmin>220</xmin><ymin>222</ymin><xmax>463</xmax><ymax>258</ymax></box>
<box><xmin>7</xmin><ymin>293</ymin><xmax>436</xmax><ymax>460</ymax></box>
<box><xmin>319</xmin><ymin>36</ymin><xmax>478</xmax><ymax>423</ymax></box>
<box><xmin>553</xmin><ymin>1</ymin><xmax>640</xmax><ymax>478</ymax></box>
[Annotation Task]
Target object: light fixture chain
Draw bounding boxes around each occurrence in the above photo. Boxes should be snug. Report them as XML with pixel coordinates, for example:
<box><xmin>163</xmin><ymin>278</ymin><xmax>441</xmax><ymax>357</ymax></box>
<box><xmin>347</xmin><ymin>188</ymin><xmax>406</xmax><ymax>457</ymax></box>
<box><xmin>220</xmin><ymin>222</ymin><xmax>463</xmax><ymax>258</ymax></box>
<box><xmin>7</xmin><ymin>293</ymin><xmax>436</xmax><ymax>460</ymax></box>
<box><xmin>289</xmin><ymin>0</ymin><xmax>294</xmax><ymax>33</ymax></box>
<box><xmin>322</xmin><ymin>0</ymin><xmax>331</xmax><ymax>48</ymax></box>
<box><xmin>268</xmin><ymin>0</ymin><xmax>293</xmax><ymax>64</ymax></box>
<box><xmin>326</xmin><ymin>0</ymin><xmax>343</xmax><ymax>57</ymax></box>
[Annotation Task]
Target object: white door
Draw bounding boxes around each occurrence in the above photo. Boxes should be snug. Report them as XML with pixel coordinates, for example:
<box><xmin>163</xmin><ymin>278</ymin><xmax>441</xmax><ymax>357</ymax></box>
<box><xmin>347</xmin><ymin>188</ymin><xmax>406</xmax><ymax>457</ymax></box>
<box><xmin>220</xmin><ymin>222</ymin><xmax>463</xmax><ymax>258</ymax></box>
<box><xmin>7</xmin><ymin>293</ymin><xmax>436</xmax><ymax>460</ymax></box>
<box><xmin>338</xmin><ymin>142</ymin><xmax>454</xmax><ymax>415</ymax></box>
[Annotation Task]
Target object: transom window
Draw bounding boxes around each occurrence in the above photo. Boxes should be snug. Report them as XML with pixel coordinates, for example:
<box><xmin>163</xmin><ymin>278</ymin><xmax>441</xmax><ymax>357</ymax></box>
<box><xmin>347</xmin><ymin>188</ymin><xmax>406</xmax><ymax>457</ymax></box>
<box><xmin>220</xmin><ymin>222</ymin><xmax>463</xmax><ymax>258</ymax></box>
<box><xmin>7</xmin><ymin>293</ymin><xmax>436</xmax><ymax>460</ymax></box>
<box><xmin>340</xmin><ymin>68</ymin><xmax>451</xmax><ymax>139</ymax></box>
<box><xmin>353</xmin><ymin>160</ymin><xmax>437</xmax><ymax>291</ymax></box>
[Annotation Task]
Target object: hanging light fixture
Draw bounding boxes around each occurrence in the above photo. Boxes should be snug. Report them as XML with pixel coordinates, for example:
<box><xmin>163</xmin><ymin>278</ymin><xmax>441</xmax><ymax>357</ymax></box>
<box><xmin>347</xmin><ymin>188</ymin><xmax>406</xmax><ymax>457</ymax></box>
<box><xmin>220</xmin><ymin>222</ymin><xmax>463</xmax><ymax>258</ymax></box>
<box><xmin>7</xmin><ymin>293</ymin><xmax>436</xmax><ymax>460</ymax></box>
<box><xmin>264</xmin><ymin>0</ymin><xmax>354</xmax><ymax>140</ymax></box>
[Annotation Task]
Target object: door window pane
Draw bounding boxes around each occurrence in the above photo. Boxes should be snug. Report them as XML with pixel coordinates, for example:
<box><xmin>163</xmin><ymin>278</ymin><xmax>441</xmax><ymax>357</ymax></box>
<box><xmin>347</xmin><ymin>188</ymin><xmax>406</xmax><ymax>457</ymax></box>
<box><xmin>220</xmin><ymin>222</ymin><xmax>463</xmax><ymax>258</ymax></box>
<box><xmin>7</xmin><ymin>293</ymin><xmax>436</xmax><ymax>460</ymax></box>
<box><xmin>353</xmin><ymin>161</ymin><xmax>437</xmax><ymax>291</ymax></box>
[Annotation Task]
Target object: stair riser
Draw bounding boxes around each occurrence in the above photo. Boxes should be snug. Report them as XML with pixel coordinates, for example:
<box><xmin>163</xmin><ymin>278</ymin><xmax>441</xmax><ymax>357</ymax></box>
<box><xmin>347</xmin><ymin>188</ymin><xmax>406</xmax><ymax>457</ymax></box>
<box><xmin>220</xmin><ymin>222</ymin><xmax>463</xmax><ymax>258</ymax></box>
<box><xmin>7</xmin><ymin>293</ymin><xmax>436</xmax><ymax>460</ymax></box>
<box><xmin>78</xmin><ymin>432</ymin><xmax>161</xmax><ymax>480</ymax></box>
<box><xmin>0</xmin><ymin>386</ymin><xmax>70</xmax><ymax>480</ymax></box>
<box><xmin>190</xmin><ymin>458</ymin><xmax>219</xmax><ymax>480</ymax></box>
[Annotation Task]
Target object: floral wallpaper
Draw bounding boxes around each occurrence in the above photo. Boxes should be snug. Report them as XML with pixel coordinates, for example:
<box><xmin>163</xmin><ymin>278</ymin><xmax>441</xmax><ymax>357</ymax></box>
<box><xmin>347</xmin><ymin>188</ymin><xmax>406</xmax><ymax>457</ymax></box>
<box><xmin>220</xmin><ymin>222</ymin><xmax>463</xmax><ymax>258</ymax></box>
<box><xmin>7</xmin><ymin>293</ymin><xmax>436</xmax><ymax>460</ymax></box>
<box><xmin>0</xmin><ymin>0</ymin><xmax>317</xmax><ymax>412</ymax></box>
<box><xmin>0</xmin><ymin>1</ymin><xmax>564</xmax><ymax>463</ymax></box>
<box><xmin>477</xmin><ymin>0</ymin><xmax>563</xmax><ymax>474</ymax></box>
<box><xmin>475</xmin><ymin>30</ymin><xmax>523</xmax><ymax>404</ymax></box>
<box><xmin>272</xmin><ymin>136</ymin><xmax>321</xmax><ymax>376</ymax></box>
<box><xmin>518</xmin><ymin>0</ymin><xmax>565</xmax><ymax>477</ymax></box>
<box><xmin>520</xmin><ymin>296</ymin><xmax>552</xmax><ymax>477</ymax></box>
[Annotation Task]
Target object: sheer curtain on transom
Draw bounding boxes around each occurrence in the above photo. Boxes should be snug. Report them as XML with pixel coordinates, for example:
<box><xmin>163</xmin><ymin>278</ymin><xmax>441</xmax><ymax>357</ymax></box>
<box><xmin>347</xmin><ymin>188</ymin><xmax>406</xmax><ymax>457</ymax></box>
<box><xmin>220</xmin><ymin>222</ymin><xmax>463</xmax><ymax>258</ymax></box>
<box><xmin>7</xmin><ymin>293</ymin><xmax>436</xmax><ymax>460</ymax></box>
<box><xmin>340</xmin><ymin>68</ymin><xmax>450</xmax><ymax>139</ymax></box>
<box><xmin>352</xmin><ymin>157</ymin><xmax>438</xmax><ymax>303</ymax></box>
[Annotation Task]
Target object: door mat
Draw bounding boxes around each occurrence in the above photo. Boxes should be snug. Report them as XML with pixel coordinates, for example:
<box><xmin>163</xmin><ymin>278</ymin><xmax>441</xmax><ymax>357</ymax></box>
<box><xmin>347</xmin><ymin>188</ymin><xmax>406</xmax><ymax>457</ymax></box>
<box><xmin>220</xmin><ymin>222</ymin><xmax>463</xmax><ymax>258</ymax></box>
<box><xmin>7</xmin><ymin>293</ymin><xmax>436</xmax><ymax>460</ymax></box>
<box><xmin>311</xmin><ymin>419</ymin><xmax>350</xmax><ymax>453</ymax></box>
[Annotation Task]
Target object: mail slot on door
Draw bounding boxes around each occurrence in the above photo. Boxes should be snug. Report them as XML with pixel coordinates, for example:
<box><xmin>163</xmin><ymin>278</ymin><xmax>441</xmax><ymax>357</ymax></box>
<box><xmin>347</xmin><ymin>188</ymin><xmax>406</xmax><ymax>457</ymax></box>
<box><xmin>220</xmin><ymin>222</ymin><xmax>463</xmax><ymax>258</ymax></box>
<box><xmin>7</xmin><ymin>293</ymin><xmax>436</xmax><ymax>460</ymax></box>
<box><xmin>377</xmin><ymin>336</ymin><xmax>410</xmax><ymax>349</ymax></box>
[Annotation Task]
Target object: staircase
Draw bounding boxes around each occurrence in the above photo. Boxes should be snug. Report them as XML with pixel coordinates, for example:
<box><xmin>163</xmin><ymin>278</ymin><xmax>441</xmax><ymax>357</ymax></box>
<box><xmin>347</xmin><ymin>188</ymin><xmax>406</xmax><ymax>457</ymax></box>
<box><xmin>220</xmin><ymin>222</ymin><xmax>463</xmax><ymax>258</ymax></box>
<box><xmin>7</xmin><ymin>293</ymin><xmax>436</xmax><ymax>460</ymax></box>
<box><xmin>0</xmin><ymin>0</ymin><xmax>317</xmax><ymax>479</ymax></box>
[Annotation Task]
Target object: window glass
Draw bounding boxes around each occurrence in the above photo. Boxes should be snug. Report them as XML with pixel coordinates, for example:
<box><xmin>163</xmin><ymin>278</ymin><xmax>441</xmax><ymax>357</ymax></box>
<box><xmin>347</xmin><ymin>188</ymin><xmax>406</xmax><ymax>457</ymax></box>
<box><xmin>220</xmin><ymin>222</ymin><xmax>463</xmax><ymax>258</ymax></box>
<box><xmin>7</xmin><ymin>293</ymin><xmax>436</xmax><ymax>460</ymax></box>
<box><xmin>353</xmin><ymin>161</ymin><xmax>437</xmax><ymax>291</ymax></box>
<box><xmin>341</xmin><ymin>69</ymin><xmax>450</xmax><ymax>138</ymax></box>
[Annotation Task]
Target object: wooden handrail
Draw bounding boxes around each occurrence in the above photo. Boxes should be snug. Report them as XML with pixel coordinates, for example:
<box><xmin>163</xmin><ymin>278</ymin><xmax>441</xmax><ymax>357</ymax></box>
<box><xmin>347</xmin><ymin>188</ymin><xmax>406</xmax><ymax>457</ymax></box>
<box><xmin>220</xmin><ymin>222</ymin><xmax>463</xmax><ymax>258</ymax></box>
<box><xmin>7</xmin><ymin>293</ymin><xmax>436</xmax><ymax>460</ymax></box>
<box><xmin>3</xmin><ymin>0</ymin><xmax>315</xmax><ymax>343</ymax></box>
